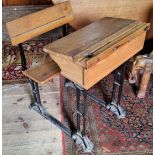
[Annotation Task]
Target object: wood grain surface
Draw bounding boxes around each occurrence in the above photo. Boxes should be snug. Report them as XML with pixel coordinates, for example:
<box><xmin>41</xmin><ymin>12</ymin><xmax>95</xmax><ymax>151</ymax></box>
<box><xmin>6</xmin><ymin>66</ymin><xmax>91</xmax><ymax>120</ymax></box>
<box><xmin>52</xmin><ymin>0</ymin><xmax>153</xmax><ymax>39</ymax></box>
<box><xmin>6</xmin><ymin>1</ymin><xmax>74</xmax><ymax>45</ymax></box>
<box><xmin>23</xmin><ymin>59</ymin><xmax>60</xmax><ymax>84</ymax></box>
<box><xmin>44</xmin><ymin>17</ymin><xmax>149</xmax><ymax>67</ymax></box>
<box><xmin>84</xmin><ymin>32</ymin><xmax>146</xmax><ymax>89</ymax></box>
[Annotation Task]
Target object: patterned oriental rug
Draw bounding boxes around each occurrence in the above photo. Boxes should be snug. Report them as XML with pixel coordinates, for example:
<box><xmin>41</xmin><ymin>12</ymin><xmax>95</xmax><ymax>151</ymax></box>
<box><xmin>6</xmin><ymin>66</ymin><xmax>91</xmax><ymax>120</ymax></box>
<box><xmin>2</xmin><ymin>41</ymin><xmax>50</xmax><ymax>83</ymax></box>
<box><xmin>61</xmin><ymin>73</ymin><xmax>153</xmax><ymax>155</ymax></box>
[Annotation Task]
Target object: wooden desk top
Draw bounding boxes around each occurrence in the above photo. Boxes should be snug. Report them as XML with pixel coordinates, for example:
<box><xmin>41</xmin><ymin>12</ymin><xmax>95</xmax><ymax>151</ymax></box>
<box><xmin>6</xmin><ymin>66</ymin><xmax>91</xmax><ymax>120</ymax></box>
<box><xmin>44</xmin><ymin>17</ymin><xmax>149</xmax><ymax>68</ymax></box>
<box><xmin>44</xmin><ymin>17</ymin><xmax>149</xmax><ymax>89</ymax></box>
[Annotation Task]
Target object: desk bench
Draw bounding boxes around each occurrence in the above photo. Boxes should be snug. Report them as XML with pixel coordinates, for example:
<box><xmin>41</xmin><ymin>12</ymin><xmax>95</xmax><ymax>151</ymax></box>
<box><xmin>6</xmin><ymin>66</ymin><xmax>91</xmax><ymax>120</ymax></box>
<box><xmin>6</xmin><ymin>3</ymin><xmax>149</xmax><ymax>152</ymax></box>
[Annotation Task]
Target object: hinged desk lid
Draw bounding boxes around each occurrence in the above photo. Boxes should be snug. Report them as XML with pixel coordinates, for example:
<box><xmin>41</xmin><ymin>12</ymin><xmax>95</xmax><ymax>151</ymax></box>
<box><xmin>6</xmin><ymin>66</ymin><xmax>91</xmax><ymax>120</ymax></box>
<box><xmin>44</xmin><ymin>17</ymin><xmax>149</xmax><ymax>68</ymax></box>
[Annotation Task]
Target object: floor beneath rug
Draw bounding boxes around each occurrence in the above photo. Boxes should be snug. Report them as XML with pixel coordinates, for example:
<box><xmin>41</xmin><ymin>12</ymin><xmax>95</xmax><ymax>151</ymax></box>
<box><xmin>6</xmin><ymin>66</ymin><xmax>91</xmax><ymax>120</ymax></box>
<box><xmin>2</xmin><ymin>76</ymin><xmax>63</xmax><ymax>155</ymax></box>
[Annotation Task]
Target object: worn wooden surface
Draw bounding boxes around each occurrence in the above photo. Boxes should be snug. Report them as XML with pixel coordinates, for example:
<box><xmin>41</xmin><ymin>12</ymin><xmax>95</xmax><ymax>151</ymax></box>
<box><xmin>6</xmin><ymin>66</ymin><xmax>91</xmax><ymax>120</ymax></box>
<box><xmin>23</xmin><ymin>59</ymin><xmax>60</xmax><ymax>84</ymax></box>
<box><xmin>2</xmin><ymin>76</ymin><xmax>63</xmax><ymax>155</ymax></box>
<box><xmin>80</xmin><ymin>23</ymin><xmax>149</xmax><ymax>69</ymax></box>
<box><xmin>6</xmin><ymin>1</ymin><xmax>74</xmax><ymax>45</ymax></box>
<box><xmin>84</xmin><ymin>32</ymin><xmax>146</xmax><ymax>89</ymax></box>
<box><xmin>52</xmin><ymin>0</ymin><xmax>153</xmax><ymax>39</ymax></box>
<box><xmin>44</xmin><ymin>17</ymin><xmax>148</xmax><ymax>89</ymax></box>
<box><xmin>44</xmin><ymin>17</ymin><xmax>149</xmax><ymax>68</ymax></box>
<box><xmin>44</xmin><ymin>18</ymin><xmax>137</xmax><ymax>58</ymax></box>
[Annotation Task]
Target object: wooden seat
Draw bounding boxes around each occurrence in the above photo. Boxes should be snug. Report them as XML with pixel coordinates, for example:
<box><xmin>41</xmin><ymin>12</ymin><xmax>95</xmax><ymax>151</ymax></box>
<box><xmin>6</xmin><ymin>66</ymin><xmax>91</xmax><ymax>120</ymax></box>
<box><xmin>23</xmin><ymin>59</ymin><xmax>60</xmax><ymax>84</ymax></box>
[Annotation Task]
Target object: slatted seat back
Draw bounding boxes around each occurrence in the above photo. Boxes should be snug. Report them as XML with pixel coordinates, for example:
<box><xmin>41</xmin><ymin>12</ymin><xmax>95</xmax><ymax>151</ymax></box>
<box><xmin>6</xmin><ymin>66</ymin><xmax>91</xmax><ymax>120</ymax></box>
<box><xmin>6</xmin><ymin>1</ymin><xmax>74</xmax><ymax>45</ymax></box>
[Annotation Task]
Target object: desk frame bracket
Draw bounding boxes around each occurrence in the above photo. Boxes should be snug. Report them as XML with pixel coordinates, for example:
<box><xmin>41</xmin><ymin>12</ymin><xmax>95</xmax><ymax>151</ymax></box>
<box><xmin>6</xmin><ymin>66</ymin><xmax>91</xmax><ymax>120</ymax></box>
<box><xmin>28</xmin><ymin>77</ymin><xmax>94</xmax><ymax>153</ymax></box>
<box><xmin>107</xmin><ymin>63</ymin><xmax>126</xmax><ymax>119</ymax></box>
<box><xmin>64</xmin><ymin>62</ymin><xmax>126</xmax><ymax>120</ymax></box>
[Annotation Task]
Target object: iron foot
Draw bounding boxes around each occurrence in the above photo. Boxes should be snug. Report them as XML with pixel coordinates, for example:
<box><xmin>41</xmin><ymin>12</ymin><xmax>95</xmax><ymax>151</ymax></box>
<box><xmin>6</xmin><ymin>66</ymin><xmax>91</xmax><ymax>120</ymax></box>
<box><xmin>72</xmin><ymin>132</ymin><xmax>94</xmax><ymax>153</ymax></box>
<box><xmin>106</xmin><ymin>101</ymin><xmax>126</xmax><ymax>119</ymax></box>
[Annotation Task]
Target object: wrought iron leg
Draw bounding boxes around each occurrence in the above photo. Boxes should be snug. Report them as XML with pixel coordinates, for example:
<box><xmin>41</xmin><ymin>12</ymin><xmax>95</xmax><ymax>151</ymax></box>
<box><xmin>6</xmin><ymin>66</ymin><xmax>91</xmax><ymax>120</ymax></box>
<box><xmin>117</xmin><ymin>63</ymin><xmax>126</xmax><ymax>105</ymax></box>
<box><xmin>28</xmin><ymin>79</ymin><xmax>37</xmax><ymax>101</ymax></box>
<box><xmin>18</xmin><ymin>44</ymin><xmax>72</xmax><ymax>137</ymax></box>
<box><xmin>68</xmin><ymin>84</ymin><xmax>94</xmax><ymax>153</ymax></box>
<box><xmin>18</xmin><ymin>43</ymin><xmax>27</xmax><ymax>71</ymax></box>
<box><xmin>76</xmin><ymin>87</ymin><xmax>81</xmax><ymax>132</ymax></box>
<box><xmin>83</xmin><ymin>91</ymin><xmax>87</xmax><ymax>136</ymax></box>
<box><xmin>63</xmin><ymin>24</ymin><xmax>68</xmax><ymax>37</ymax></box>
<box><xmin>107</xmin><ymin>63</ymin><xmax>126</xmax><ymax>119</ymax></box>
<box><xmin>18</xmin><ymin>43</ymin><xmax>42</xmax><ymax>111</ymax></box>
<box><xmin>29</xmin><ymin>80</ymin><xmax>46</xmax><ymax>114</ymax></box>
<box><xmin>28</xmin><ymin>79</ymin><xmax>72</xmax><ymax>137</ymax></box>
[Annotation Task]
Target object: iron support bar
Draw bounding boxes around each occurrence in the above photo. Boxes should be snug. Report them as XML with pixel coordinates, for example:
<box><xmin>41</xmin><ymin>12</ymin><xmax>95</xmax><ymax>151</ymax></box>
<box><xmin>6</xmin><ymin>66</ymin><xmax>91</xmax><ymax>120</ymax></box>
<box><xmin>107</xmin><ymin>63</ymin><xmax>127</xmax><ymax>119</ymax></box>
<box><xmin>29</xmin><ymin>102</ymin><xmax>72</xmax><ymax>137</ymax></box>
<box><xmin>28</xmin><ymin>77</ymin><xmax>73</xmax><ymax>137</ymax></box>
<box><xmin>65</xmin><ymin>81</ymin><xmax>106</xmax><ymax>107</ymax></box>
<box><xmin>85</xmin><ymin>91</ymin><xmax>106</xmax><ymax>107</ymax></box>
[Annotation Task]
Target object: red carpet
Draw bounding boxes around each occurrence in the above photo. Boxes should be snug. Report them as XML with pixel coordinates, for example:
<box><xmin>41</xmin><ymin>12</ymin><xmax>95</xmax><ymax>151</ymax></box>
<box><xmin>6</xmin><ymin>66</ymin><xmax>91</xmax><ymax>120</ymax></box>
<box><xmin>61</xmin><ymin>73</ymin><xmax>153</xmax><ymax>155</ymax></box>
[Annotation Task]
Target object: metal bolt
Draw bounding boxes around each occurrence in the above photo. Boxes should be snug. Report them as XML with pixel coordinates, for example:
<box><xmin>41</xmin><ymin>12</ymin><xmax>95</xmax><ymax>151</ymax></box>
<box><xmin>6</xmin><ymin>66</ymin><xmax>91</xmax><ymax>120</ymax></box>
<box><xmin>84</xmin><ymin>52</ymin><xmax>94</xmax><ymax>58</ymax></box>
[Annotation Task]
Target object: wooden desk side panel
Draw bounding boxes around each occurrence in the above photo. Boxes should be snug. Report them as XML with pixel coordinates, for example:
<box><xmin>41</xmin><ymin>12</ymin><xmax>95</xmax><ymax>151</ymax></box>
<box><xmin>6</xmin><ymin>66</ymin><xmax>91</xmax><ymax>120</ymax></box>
<box><xmin>49</xmin><ymin>54</ymin><xmax>84</xmax><ymax>87</ymax></box>
<box><xmin>84</xmin><ymin>32</ymin><xmax>146</xmax><ymax>90</ymax></box>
